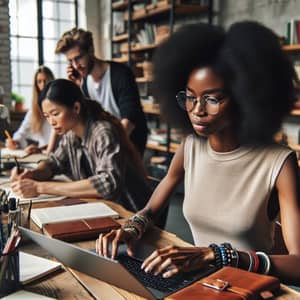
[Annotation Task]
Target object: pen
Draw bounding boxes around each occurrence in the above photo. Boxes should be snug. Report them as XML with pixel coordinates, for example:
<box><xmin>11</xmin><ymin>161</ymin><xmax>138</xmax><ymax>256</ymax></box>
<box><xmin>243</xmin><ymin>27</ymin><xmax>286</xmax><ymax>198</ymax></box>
<box><xmin>27</xmin><ymin>199</ymin><xmax>32</xmax><ymax>223</ymax></box>
<box><xmin>14</xmin><ymin>157</ymin><xmax>21</xmax><ymax>174</ymax></box>
<box><xmin>0</xmin><ymin>208</ymin><xmax>3</xmax><ymax>253</ymax></box>
<box><xmin>4</xmin><ymin>130</ymin><xmax>12</xmax><ymax>142</ymax></box>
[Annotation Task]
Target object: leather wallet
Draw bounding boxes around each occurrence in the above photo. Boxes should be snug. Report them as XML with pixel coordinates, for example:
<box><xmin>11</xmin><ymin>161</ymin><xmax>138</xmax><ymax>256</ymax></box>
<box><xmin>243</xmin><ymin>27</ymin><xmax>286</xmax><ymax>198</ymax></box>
<box><xmin>166</xmin><ymin>266</ymin><xmax>280</xmax><ymax>300</ymax></box>
<box><xmin>43</xmin><ymin>217</ymin><xmax>121</xmax><ymax>242</ymax></box>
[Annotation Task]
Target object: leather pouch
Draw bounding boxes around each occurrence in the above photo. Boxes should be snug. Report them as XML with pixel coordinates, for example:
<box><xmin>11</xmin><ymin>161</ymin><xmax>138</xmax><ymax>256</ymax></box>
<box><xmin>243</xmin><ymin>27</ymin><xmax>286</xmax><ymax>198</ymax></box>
<box><xmin>43</xmin><ymin>217</ymin><xmax>120</xmax><ymax>242</ymax></box>
<box><xmin>166</xmin><ymin>266</ymin><xmax>280</xmax><ymax>300</ymax></box>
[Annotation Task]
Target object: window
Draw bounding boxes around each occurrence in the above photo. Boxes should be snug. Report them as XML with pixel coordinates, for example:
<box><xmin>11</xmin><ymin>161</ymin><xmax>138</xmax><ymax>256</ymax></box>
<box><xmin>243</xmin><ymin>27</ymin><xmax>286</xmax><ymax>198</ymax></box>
<box><xmin>9</xmin><ymin>0</ymin><xmax>78</xmax><ymax>108</ymax></box>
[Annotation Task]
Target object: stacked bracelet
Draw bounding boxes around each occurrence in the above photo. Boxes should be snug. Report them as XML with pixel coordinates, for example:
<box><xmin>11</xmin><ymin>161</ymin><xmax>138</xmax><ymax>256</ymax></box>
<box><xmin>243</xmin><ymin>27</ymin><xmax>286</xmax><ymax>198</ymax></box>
<box><xmin>248</xmin><ymin>250</ymin><xmax>260</xmax><ymax>273</ymax></box>
<box><xmin>209</xmin><ymin>243</ymin><xmax>239</xmax><ymax>268</ymax></box>
<box><xmin>122</xmin><ymin>210</ymin><xmax>152</xmax><ymax>240</ymax></box>
<box><xmin>221</xmin><ymin>243</ymin><xmax>239</xmax><ymax>267</ymax></box>
<box><xmin>245</xmin><ymin>251</ymin><xmax>254</xmax><ymax>272</ymax></box>
<box><xmin>256</xmin><ymin>251</ymin><xmax>271</xmax><ymax>275</ymax></box>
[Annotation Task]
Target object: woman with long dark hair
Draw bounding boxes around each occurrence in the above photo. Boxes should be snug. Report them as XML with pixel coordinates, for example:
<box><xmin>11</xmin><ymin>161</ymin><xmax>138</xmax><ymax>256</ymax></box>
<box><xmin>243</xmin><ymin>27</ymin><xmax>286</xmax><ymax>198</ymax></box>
<box><xmin>11</xmin><ymin>79</ymin><xmax>149</xmax><ymax>212</ymax></box>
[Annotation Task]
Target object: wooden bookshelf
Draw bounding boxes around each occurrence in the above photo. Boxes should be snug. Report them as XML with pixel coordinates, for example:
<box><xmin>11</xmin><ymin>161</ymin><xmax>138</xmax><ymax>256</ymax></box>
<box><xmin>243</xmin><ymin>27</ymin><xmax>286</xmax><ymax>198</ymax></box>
<box><xmin>136</xmin><ymin>77</ymin><xmax>152</xmax><ymax>83</ymax></box>
<box><xmin>125</xmin><ymin>3</ymin><xmax>209</xmax><ymax>21</ymax></box>
<box><xmin>112</xmin><ymin>0</ymin><xmax>144</xmax><ymax>11</ymax></box>
<box><xmin>290</xmin><ymin>109</ymin><xmax>300</xmax><ymax>116</ymax></box>
<box><xmin>120</xmin><ymin>43</ymin><xmax>157</xmax><ymax>53</ymax></box>
<box><xmin>111</xmin><ymin>0</ymin><xmax>213</xmax><ymax>161</ymax></box>
<box><xmin>131</xmin><ymin>43</ymin><xmax>157</xmax><ymax>52</ymax></box>
<box><xmin>112</xmin><ymin>33</ymin><xmax>129</xmax><ymax>42</ymax></box>
<box><xmin>282</xmin><ymin>44</ymin><xmax>300</xmax><ymax>52</ymax></box>
<box><xmin>142</xmin><ymin>102</ymin><xmax>160</xmax><ymax>115</ymax></box>
<box><xmin>112</xmin><ymin>56</ymin><xmax>128</xmax><ymax>63</ymax></box>
<box><xmin>146</xmin><ymin>143</ymin><xmax>179</xmax><ymax>154</ymax></box>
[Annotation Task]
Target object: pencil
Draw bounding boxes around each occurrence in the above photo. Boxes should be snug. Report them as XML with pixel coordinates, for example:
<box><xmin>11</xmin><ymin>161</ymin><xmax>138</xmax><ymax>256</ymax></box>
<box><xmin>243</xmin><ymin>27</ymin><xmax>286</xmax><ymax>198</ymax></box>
<box><xmin>4</xmin><ymin>130</ymin><xmax>12</xmax><ymax>141</ymax></box>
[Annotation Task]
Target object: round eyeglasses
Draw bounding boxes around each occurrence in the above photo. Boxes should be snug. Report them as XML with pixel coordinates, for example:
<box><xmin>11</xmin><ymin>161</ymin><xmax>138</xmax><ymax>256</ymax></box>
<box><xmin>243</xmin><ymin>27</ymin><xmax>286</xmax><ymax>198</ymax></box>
<box><xmin>176</xmin><ymin>91</ymin><xmax>227</xmax><ymax>115</ymax></box>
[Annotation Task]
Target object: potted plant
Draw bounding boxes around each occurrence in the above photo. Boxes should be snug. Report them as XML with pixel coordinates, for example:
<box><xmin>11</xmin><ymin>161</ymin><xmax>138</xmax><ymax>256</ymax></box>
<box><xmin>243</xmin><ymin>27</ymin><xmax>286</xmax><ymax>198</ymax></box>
<box><xmin>11</xmin><ymin>92</ymin><xmax>24</xmax><ymax>112</ymax></box>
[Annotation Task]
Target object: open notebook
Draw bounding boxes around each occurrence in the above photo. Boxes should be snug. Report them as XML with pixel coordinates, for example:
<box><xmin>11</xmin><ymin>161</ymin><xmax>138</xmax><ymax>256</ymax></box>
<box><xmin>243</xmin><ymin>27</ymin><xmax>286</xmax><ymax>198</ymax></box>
<box><xmin>0</xmin><ymin>175</ymin><xmax>70</xmax><ymax>204</ymax></box>
<box><xmin>20</xmin><ymin>251</ymin><xmax>62</xmax><ymax>285</ymax></box>
<box><xmin>0</xmin><ymin>148</ymin><xmax>28</xmax><ymax>159</ymax></box>
<box><xmin>1</xmin><ymin>290</ymin><xmax>57</xmax><ymax>299</ymax></box>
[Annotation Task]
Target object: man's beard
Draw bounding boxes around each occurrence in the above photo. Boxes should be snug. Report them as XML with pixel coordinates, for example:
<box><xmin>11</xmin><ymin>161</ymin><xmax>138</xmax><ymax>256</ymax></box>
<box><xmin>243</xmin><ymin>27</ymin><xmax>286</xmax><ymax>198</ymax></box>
<box><xmin>86</xmin><ymin>56</ymin><xmax>95</xmax><ymax>75</ymax></box>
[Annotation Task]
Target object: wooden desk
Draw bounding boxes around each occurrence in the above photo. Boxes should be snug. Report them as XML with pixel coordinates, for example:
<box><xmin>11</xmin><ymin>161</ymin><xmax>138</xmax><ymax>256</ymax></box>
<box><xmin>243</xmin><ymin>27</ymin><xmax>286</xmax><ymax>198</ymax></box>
<box><xmin>19</xmin><ymin>199</ymin><xmax>300</xmax><ymax>300</ymax></box>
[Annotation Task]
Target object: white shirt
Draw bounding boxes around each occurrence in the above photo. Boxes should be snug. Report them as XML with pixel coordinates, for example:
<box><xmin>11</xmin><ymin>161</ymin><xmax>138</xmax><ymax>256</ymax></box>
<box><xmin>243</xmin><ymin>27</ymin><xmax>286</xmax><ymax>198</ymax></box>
<box><xmin>13</xmin><ymin>110</ymin><xmax>52</xmax><ymax>148</ymax></box>
<box><xmin>86</xmin><ymin>65</ymin><xmax>121</xmax><ymax>118</ymax></box>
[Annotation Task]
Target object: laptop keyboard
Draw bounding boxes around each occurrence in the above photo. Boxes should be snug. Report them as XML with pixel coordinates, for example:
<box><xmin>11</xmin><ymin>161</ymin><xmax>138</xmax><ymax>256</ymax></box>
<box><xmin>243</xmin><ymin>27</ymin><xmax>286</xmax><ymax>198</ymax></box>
<box><xmin>117</xmin><ymin>254</ymin><xmax>195</xmax><ymax>292</ymax></box>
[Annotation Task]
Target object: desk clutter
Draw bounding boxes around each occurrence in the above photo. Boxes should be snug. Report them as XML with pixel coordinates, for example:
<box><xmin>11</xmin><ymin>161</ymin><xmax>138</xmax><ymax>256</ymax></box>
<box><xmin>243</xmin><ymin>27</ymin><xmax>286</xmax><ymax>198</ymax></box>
<box><xmin>30</xmin><ymin>200</ymin><xmax>120</xmax><ymax>242</ymax></box>
<box><xmin>30</xmin><ymin>202</ymin><xmax>119</xmax><ymax>229</ymax></box>
<box><xmin>0</xmin><ymin>225</ymin><xmax>21</xmax><ymax>297</ymax></box>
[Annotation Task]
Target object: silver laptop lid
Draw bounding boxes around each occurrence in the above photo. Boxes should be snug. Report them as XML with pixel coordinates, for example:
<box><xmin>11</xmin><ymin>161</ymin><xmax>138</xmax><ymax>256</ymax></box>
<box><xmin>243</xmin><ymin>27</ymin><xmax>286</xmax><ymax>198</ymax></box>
<box><xmin>19</xmin><ymin>227</ymin><xmax>156</xmax><ymax>300</ymax></box>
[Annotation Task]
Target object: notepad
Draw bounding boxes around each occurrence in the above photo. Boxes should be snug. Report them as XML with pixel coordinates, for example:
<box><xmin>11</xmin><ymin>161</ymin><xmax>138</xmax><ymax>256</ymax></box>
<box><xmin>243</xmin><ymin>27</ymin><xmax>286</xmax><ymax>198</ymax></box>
<box><xmin>1</xmin><ymin>290</ymin><xmax>57</xmax><ymax>299</ymax></box>
<box><xmin>19</xmin><ymin>251</ymin><xmax>62</xmax><ymax>285</ymax></box>
<box><xmin>0</xmin><ymin>148</ymin><xmax>28</xmax><ymax>159</ymax></box>
<box><xmin>0</xmin><ymin>183</ymin><xmax>66</xmax><ymax>205</ymax></box>
<box><xmin>31</xmin><ymin>202</ymin><xmax>119</xmax><ymax>229</ymax></box>
<box><xmin>0</xmin><ymin>175</ymin><xmax>71</xmax><ymax>204</ymax></box>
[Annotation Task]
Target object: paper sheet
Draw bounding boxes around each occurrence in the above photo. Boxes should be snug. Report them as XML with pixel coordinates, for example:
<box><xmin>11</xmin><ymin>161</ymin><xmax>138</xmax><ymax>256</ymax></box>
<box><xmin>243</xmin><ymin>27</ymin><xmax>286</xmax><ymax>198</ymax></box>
<box><xmin>1</xmin><ymin>290</ymin><xmax>57</xmax><ymax>299</ymax></box>
<box><xmin>19</xmin><ymin>251</ymin><xmax>61</xmax><ymax>285</ymax></box>
<box><xmin>0</xmin><ymin>148</ymin><xmax>27</xmax><ymax>159</ymax></box>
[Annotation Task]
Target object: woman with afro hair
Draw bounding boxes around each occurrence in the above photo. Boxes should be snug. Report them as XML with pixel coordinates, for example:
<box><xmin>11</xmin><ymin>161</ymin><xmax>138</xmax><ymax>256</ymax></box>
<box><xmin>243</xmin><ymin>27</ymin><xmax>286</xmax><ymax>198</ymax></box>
<box><xmin>96</xmin><ymin>21</ymin><xmax>300</xmax><ymax>284</ymax></box>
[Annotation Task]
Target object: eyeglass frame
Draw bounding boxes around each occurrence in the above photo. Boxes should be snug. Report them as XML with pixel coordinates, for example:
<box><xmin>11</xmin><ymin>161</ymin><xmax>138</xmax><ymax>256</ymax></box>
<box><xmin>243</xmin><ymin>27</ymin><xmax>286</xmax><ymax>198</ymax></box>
<box><xmin>176</xmin><ymin>89</ymin><xmax>228</xmax><ymax>115</ymax></box>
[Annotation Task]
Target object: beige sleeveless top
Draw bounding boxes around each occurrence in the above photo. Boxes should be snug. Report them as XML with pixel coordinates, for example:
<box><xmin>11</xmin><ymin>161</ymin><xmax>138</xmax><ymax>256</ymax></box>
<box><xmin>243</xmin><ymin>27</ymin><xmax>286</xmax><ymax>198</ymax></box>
<box><xmin>183</xmin><ymin>135</ymin><xmax>293</xmax><ymax>251</ymax></box>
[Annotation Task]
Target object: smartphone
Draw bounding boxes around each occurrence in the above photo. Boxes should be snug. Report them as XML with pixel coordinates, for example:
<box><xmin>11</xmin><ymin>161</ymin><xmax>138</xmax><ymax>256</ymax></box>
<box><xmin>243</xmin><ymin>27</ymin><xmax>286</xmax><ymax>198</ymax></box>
<box><xmin>69</xmin><ymin>63</ymin><xmax>80</xmax><ymax>79</ymax></box>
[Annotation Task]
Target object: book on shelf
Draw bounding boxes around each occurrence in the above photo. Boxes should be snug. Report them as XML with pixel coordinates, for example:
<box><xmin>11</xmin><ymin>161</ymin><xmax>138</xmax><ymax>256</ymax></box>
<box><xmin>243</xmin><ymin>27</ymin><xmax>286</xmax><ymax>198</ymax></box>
<box><xmin>31</xmin><ymin>202</ymin><xmax>119</xmax><ymax>229</ymax></box>
<box><xmin>19</xmin><ymin>251</ymin><xmax>62</xmax><ymax>285</ymax></box>
<box><xmin>286</xmin><ymin>19</ymin><xmax>300</xmax><ymax>45</ymax></box>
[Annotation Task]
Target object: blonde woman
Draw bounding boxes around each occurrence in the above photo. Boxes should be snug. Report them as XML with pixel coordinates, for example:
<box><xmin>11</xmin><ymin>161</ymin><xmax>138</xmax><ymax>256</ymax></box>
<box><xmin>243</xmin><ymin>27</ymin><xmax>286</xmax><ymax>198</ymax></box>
<box><xmin>6</xmin><ymin>66</ymin><xmax>56</xmax><ymax>154</ymax></box>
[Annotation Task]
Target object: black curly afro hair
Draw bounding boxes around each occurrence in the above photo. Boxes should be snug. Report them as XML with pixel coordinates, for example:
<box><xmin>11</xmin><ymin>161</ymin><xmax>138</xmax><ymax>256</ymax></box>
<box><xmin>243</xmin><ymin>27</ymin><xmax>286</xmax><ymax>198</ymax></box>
<box><xmin>152</xmin><ymin>21</ymin><xmax>296</xmax><ymax>145</ymax></box>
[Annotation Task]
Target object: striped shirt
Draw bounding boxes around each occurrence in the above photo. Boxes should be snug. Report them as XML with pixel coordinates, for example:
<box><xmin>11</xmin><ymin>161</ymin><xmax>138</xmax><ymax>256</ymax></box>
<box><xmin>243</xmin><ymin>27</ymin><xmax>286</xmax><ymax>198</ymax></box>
<box><xmin>47</xmin><ymin>119</ymin><xmax>126</xmax><ymax>200</ymax></box>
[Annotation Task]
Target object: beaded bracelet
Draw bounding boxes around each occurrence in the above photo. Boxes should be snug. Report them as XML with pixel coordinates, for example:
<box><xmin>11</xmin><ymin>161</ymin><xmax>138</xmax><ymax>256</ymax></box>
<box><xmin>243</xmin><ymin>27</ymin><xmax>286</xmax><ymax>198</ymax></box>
<box><xmin>122</xmin><ymin>210</ymin><xmax>152</xmax><ymax>240</ymax></box>
<box><xmin>256</xmin><ymin>251</ymin><xmax>271</xmax><ymax>275</ymax></box>
<box><xmin>209</xmin><ymin>243</ymin><xmax>222</xmax><ymax>269</ymax></box>
<box><xmin>221</xmin><ymin>243</ymin><xmax>239</xmax><ymax>267</ymax></box>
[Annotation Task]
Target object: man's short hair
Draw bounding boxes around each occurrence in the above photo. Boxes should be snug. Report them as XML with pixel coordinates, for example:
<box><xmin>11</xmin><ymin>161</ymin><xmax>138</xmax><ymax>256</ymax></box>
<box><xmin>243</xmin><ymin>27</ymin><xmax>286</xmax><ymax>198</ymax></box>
<box><xmin>55</xmin><ymin>28</ymin><xmax>94</xmax><ymax>54</ymax></box>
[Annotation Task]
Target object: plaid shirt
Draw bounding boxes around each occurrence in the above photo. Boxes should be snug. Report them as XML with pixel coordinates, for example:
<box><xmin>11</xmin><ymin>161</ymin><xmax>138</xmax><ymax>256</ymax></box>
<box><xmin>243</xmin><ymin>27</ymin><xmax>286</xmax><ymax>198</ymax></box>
<box><xmin>47</xmin><ymin>119</ymin><xmax>124</xmax><ymax>200</ymax></box>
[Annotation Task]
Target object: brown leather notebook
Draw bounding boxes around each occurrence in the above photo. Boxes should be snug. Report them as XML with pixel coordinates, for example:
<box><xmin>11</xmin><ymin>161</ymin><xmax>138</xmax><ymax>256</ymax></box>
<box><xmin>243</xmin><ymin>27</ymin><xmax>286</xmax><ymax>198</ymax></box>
<box><xmin>43</xmin><ymin>217</ymin><xmax>121</xmax><ymax>242</ymax></box>
<box><xmin>166</xmin><ymin>266</ymin><xmax>280</xmax><ymax>300</ymax></box>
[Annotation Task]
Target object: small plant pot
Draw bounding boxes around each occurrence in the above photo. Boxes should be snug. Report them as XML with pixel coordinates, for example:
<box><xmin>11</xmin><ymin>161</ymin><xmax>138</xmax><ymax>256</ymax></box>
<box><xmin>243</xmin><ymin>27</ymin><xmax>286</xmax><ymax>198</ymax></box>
<box><xmin>14</xmin><ymin>102</ymin><xmax>24</xmax><ymax>112</ymax></box>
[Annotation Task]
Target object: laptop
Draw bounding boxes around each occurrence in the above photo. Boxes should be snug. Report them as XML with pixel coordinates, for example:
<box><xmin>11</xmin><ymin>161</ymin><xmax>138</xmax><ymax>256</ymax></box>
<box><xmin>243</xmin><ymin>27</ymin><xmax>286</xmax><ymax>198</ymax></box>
<box><xmin>19</xmin><ymin>227</ymin><xmax>216</xmax><ymax>300</ymax></box>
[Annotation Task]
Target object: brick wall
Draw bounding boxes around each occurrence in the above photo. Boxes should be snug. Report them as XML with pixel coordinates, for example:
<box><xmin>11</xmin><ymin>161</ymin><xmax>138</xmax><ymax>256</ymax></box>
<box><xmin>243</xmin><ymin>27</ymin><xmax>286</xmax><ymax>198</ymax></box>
<box><xmin>0</xmin><ymin>0</ymin><xmax>11</xmax><ymax>107</ymax></box>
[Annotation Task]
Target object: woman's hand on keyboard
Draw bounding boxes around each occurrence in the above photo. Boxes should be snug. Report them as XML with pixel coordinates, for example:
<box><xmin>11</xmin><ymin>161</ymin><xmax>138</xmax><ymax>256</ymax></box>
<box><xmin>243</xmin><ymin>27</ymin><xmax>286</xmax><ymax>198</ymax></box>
<box><xmin>95</xmin><ymin>228</ymin><xmax>137</xmax><ymax>260</ymax></box>
<box><xmin>141</xmin><ymin>245</ymin><xmax>215</xmax><ymax>278</ymax></box>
